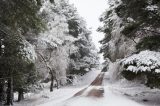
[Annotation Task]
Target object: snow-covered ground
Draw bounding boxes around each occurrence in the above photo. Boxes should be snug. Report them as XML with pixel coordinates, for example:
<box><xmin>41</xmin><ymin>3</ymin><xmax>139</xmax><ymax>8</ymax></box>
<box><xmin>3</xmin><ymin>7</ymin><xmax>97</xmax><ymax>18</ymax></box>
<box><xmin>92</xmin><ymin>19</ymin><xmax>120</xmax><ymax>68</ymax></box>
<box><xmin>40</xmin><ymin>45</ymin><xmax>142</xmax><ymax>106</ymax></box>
<box><xmin>14</xmin><ymin>70</ymin><xmax>160</xmax><ymax>106</ymax></box>
<box><xmin>104</xmin><ymin>70</ymin><xmax>160</xmax><ymax>106</ymax></box>
<box><xmin>14</xmin><ymin>70</ymin><xmax>101</xmax><ymax>106</ymax></box>
<box><xmin>43</xmin><ymin>72</ymin><xmax>145</xmax><ymax>106</ymax></box>
<box><xmin>109</xmin><ymin>79</ymin><xmax>160</xmax><ymax>106</ymax></box>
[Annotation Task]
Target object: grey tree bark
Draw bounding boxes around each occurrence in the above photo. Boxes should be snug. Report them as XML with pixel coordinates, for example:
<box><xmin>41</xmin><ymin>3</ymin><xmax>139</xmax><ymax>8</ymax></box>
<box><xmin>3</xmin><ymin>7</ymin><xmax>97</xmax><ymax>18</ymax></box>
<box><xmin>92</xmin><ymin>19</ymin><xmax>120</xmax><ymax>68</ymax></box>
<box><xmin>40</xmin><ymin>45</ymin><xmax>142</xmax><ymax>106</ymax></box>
<box><xmin>6</xmin><ymin>77</ymin><xmax>13</xmax><ymax>105</ymax></box>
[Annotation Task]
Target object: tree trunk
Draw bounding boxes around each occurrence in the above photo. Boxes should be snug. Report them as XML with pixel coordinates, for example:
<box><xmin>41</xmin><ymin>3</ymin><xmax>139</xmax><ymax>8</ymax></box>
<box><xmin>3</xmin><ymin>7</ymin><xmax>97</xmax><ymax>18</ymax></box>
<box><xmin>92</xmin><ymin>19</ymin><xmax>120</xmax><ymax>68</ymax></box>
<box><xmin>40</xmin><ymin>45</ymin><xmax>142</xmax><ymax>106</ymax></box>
<box><xmin>17</xmin><ymin>88</ymin><xmax>24</xmax><ymax>102</ymax></box>
<box><xmin>6</xmin><ymin>77</ymin><xmax>13</xmax><ymax>105</ymax></box>
<box><xmin>0</xmin><ymin>80</ymin><xmax>6</xmax><ymax>105</ymax></box>
<box><xmin>55</xmin><ymin>79</ymin><xmax>59</xmax><ymax>89</ymax></box>
<box><xmin>50</xmin><ymin>73</ymin><xmax>54</xmax><ymax>92</ymax></box>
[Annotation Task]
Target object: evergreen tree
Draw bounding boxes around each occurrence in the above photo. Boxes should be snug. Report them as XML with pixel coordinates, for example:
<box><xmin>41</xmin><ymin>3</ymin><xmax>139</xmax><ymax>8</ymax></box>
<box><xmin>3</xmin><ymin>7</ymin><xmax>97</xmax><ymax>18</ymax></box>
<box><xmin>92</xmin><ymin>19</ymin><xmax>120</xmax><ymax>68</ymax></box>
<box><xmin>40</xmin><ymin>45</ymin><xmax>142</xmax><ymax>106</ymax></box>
<box><xmin>98</xmin><ymin>0</ymin><xmax>131</xmax><ymax>62</ymax></box>
<box><xmin>116</xmin><ymin>0</ymin><xmax>160</xmax><ymax>50</ymax></box>
<box><xmin>99</xmin><ymin>0</ymin><xmax>160</xmax><ymax>61</ymax></box>
<box><xmin>0</xmin><ymin>0</ymin><xmax>44</xmax><ymax>34</ymax></box>
<box><xmin>62</xmin><ymin>3</ymin><xmax>99</xmax><ymax>75</ymax></box>
<box><xmin>36</xmin><ymin>0</ymin><xmax>99</xmax><ymax>85</ymax></box>
<box><xmin>99</xmin><ymin>0</ymin><xmax>160</xmax><ymax>88</ymax></box>
<box><xmin>0</xmin><ymin>0</ymin><xmax>44</xmax><ymax>104</ymax></box>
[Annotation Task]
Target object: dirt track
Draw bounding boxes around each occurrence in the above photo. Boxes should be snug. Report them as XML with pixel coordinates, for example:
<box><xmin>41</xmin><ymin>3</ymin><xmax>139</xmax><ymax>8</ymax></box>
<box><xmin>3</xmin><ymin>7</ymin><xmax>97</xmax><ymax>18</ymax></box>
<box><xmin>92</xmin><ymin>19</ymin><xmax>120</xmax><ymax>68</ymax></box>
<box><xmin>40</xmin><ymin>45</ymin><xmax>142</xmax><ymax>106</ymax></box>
<box><xmin>73</xmin><ymin>72</ymin><xmax>105</xmax><ymax>98</ymax></box>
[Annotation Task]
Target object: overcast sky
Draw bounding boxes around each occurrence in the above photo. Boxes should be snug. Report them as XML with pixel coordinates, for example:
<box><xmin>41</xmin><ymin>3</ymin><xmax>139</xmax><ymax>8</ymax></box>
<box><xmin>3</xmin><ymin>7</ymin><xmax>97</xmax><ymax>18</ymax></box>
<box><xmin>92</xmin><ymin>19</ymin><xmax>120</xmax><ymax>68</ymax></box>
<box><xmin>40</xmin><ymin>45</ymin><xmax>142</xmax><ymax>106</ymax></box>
<box><xmin>69</xmin><ymin>0</ymin><xmax>109</xmax><ymax>62</ymax></box>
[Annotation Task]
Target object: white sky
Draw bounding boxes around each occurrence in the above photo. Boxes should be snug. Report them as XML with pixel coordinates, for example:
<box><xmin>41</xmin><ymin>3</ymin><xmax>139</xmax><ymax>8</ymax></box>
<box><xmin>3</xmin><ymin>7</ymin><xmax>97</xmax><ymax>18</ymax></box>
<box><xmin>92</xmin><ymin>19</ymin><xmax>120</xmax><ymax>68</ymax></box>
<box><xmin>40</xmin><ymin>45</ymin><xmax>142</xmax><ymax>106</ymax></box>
<box><xmin>69</xmin><ymin>0</ymin><xmax>109</xmax><ymax>62</ymax></box>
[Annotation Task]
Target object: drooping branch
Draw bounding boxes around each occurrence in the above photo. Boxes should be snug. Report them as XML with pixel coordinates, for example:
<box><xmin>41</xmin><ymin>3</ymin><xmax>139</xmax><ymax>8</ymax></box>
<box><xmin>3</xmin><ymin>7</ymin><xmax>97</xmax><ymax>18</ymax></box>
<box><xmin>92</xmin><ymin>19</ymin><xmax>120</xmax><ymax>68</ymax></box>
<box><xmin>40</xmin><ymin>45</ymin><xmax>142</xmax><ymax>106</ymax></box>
<box><xmin>36</xmin><ymin>51</ymin><xmax>52</xmax><ymax>71</ymax></box>
<box><xmin>141</xmin><ymin>28</ymin><xmax>160</xmax><ymax>35</ymax></box>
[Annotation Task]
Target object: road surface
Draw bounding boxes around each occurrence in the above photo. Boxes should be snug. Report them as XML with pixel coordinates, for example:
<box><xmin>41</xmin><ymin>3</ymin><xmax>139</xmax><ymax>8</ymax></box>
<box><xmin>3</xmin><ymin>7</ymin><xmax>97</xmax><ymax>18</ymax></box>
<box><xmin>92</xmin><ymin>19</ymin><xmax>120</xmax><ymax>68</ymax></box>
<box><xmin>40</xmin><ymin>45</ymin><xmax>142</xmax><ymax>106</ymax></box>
<box><xmin>15</xmin><ymin>71</ymin><xmax>146</xmax><ymax>106</ymax></box>
<box><xmin>73</xmin><ymin>72</ymin><xmax>105</xmax><ymax>98</ymax></box>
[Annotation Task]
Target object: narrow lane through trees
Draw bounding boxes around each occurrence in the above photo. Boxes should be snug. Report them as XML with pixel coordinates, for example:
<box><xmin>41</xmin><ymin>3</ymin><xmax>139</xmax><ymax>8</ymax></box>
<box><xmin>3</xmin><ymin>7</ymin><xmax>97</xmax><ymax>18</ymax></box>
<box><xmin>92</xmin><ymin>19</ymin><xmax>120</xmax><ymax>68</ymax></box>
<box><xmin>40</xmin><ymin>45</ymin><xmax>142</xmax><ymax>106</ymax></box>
<box><xmin>73</xmin><ymin>72</ymin><xmax>105</xmax><ymax>98</ymax></box>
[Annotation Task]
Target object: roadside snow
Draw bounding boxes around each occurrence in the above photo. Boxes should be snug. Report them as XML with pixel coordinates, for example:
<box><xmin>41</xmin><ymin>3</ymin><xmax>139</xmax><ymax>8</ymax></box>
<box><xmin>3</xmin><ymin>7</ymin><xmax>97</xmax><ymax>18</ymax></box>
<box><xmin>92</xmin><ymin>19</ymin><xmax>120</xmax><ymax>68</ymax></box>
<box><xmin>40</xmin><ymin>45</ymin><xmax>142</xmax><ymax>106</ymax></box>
<box><xmin>14</xmin><ymin>86</ymin><xmax>83</xmax><ymax>106</ymax></box>
<box><xmin>108</xmin><ymin>77</ymin><xmax>160</xmax><ymax>106</ymax></box>
<box><xmin>14</xmin><ymin>70</ymin><xmax>101</xmax><ymax>106</ymax></box>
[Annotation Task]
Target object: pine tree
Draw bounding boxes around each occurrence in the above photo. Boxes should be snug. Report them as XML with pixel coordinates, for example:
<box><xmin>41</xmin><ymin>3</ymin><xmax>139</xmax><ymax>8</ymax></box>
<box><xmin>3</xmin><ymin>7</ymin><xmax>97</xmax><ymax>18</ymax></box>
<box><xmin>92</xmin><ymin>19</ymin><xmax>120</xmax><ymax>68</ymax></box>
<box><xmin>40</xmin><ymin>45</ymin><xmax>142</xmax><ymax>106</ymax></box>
<box><xmin>99</xmin><ymin>0</ymin><xmax>160</xmax><ymax>88</ymax></box>
<box><xmin>0</xmin><ymin>0</ymin><xmax>44</xmax><ymax>34</ymax></box>
<box><xmin>0</xmin><ymin>0</ymin><xmax>44</xmax><ymax>104</ymax></box>
<box><xmin>99</xmin><ymin>0</ymin><xmax>160</xmax><ymax>61</ymax></box>
<box><xmin>116</xmin><ymin>0</ymin><xmax>160</xmax><ymax>50</ymax></box>
<box><xmin>36</xmin><ymin>0</ymin><xmax>99</xmax><ymax>88</ymax></box>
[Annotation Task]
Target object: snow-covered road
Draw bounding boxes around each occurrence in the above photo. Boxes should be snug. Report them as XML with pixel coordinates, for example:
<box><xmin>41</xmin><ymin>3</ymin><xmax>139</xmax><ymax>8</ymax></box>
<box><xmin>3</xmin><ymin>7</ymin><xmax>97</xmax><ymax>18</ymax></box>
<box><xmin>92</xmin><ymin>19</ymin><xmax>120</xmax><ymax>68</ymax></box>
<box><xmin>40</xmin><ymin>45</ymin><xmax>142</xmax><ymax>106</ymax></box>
<box><xmin>73</xmin><ymin>72</ymin><xmax>105</xmax><ymax>98</ymax></box>
<box><xmin>53</xmin><ymin>87</ymin><xmax>144</xmax><ymax>106</ymax></box>
<box><xmin>37</xmin><ymin>72</ymin><xmax>145</xmax><ymax>106</ymax></box>
<box><xmin>15</xmin><ymin>70</ymin><xmax>153</xmax><ymax>106</ymax></box>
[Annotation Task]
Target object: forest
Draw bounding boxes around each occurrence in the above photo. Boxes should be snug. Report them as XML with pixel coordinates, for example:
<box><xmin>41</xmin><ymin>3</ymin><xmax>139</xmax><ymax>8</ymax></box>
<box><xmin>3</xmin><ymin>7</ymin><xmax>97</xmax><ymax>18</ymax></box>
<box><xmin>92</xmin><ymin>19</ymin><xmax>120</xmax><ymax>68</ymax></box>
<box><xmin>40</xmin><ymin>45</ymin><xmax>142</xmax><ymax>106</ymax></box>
<box><xmin>99</xmin><ymin>0</ymin><xmax>160</xmax><ymax>88</ymax></box>
<box><xmin>0</xmin><ymin>0</ymin><xmax>99</xmax><ymax>105</ymax></box>
<box><xmin>0</xmin><ymin>0</ymin><xmax>160</xmax><ymax>106</ymax></box>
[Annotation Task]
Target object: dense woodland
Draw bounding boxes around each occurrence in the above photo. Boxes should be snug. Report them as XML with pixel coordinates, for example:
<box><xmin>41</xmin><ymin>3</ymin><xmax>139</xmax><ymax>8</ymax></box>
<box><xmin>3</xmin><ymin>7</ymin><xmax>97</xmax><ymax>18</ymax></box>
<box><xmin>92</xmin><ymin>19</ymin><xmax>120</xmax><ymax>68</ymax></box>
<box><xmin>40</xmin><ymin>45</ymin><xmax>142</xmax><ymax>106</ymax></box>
<box><xmin>0</xmin><ymin>0</ymin><xmax>99</xmax><ymax>105</ymax></box>
<box><xmin>99</xmin><ymin>0</ymin><xmax>160</xmax><ymax>88</ymax></box>
<box><xmin>1</xmin><ymin>0</ymin><xmax>160</xmax><ymax>105</ymax></box>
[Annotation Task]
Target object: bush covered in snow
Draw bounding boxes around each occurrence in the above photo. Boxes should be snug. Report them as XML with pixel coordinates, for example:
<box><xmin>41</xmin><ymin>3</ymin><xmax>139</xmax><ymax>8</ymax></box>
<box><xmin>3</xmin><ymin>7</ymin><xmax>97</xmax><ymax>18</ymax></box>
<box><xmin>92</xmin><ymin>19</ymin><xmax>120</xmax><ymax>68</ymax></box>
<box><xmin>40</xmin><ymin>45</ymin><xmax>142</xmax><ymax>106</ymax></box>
<box><xmin>122</xmin><ymin>50</ymin><xmax>160</xmax><ymax>73</ymax></box>
<box><xmin>121</xmin><ymin>50</ymin><xmax>160</xmax><ymax>88</ymax></box>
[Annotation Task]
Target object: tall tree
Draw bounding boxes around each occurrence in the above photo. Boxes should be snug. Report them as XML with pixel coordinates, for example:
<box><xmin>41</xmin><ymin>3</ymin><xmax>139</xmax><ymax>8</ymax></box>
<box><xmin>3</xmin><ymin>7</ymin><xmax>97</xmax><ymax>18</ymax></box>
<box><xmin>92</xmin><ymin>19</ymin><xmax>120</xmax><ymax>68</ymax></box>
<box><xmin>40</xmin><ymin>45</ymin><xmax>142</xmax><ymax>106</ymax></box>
<box><xmin>0</xmin><ymin>0</ymin><xmax>44</xmax><ymax>104</ymax></box>
<box><xmin>99</xmin><ymin>0</ymin><xmax>160</xmax><ymax>88</ymax></box>
<box><xmin>0</xmin><ymin>0</ymin><xmax>44</xmax><ymax>34</ymax></box>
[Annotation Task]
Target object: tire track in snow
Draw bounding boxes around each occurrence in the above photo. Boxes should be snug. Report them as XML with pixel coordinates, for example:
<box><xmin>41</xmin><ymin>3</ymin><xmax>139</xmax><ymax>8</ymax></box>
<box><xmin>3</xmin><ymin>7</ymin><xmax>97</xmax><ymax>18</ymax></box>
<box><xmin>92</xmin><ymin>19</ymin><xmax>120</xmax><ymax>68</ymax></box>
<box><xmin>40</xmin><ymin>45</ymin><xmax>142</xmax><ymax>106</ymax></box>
<box><xmin>73</xmin><ymin>72</ymin><xmax>105</xmax><ymax>98</ymax></box>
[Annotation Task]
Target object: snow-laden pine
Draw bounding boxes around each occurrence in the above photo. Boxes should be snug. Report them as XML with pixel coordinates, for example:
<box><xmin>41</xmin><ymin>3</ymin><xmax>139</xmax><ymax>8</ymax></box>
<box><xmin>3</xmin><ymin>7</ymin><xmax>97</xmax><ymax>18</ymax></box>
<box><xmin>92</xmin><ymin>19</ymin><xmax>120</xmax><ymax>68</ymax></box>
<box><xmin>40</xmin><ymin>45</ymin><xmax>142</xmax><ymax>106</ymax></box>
<box><xmin>99</xmin><ymin>0</ymin><xmax>136</xmax><ymax>62</ymax></box>
<box><xmin>28</xmin><ymin>0</ymin><xmax>99</xmax><ymax>87</ymax></box>
<box><xmin>99</xmin><ymin>0</ymin><xmax>160</xmax><ymax>89</ymax></box>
